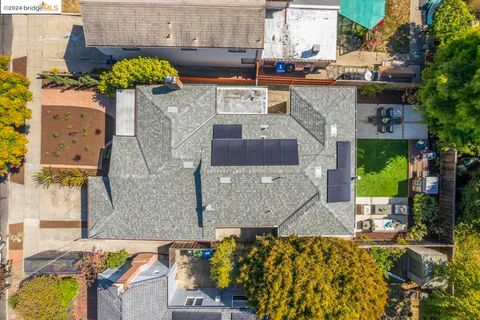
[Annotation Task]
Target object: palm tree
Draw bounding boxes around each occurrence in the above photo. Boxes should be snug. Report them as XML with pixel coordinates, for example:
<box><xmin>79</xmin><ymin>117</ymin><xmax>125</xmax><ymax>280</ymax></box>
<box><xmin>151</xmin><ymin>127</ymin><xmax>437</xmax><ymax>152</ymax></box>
<box><xmin>33</xmin><ymin>167</ymin><xmax>56</xmax><ymax>189</ymax></box>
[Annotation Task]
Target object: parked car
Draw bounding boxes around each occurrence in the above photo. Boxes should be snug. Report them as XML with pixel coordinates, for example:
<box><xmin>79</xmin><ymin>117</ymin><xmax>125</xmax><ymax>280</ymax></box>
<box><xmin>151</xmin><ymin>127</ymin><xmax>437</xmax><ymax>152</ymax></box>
<box><xmin>457</xmin><ymin>157</ymin><xmax>480</xmax><ymax>172</ymax></box>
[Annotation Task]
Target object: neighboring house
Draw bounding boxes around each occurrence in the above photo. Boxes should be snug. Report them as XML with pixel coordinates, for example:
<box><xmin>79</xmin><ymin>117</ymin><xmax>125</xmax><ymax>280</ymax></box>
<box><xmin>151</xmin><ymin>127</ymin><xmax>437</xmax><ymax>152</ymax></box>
<box><xmin>88</xmin><ymin>84</ymin><xmax>357</xmax><ymax>241</ymax></box>
<box><xmin>80</xmin><ymin>0</ymin><xmax>265</xmax><ymax>67</ymax></box>
<box><xmin>80</xmin><ymin>0</ymin><xmax>341</xmax><ymax>68</ymax></box>
<box><xmin>97</xmin><ymin>252</ymin><xmax>257</xmax><ymax>320</ymax></box>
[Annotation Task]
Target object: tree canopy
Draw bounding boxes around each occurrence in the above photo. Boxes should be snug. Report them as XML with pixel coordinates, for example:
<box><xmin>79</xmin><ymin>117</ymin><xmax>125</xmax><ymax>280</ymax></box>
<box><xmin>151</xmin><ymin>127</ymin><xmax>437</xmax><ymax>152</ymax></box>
<box><xmin>11</xmin><ymin>275</ymin><xmax>79</xmax><ymax>320</ymax></box>
<box><xmin>210</xmin><ymin>237</ymin><xmax>237</xmax><ymax>289</ymax></box>
<box><xmin>237</xmin><ymin>236</ymin><xmax>387</xmax><ymax>320</ymax></box>
<box><xmin>459</xmin><ymin>174</ymin><xmax>480</xmax><ymax>223</ymax></box>
<box><xmin>418</xmin><ymin>27</ymin><xmax>480</xmax><ymax>149</ymax></box>
<box><xmin>421</xmin><ymin>223</ymin><xmax>480</xmax><ymax>319</ymax></box>
<box><xmin>431</xmin><ymin>0</ymin><xmax>474</xmax><ymax>45</ymax></box>
<box><xmin>98</xmin><ymin>57</ymin><xmax>178</xmax><ymax>97</ymax></box>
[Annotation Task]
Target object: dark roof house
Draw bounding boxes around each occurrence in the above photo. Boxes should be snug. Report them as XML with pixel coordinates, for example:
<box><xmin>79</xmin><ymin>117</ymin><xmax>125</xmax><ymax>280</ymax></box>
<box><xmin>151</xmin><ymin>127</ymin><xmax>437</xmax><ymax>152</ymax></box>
<box><xmin>81</xmin><ymin>0</ymin><xmax>265</xmax><ymax>49</ymax></box>
<box><xmin>97</xmin><ymin>252</ymin><xmax>257</xmax><ymax>320</ymax></box>
<box><xmin>88</xmin><ymin>85</ymin><xmax>357</xmax><ymax>241</ymax></box>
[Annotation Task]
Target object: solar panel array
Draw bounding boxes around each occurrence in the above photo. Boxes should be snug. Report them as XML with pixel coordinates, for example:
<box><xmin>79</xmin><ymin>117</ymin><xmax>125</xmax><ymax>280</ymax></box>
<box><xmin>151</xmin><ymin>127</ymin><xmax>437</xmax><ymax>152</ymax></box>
<box><xmin>213</xmin><ymin>124</ymin><xmax>242</xmax><ymax>139</ymax></box>
<box><xmin>211</xmin><ymin>124</ymin><xmax>299</xmax><ymax>167</ymax></box>
<box><xmin>211</xmin><ymin>138</ymin><xmax>299</xmax><ymax>166</ymax></box>
<box><xmin>327</xmin><ymin>141</ymin><xmax>352</xmax><ymax>203</ymax></box>
<box><xmin>172</xmin><ymin>311</ymin><xmax>222</xmax><ymax>320</ymax></box>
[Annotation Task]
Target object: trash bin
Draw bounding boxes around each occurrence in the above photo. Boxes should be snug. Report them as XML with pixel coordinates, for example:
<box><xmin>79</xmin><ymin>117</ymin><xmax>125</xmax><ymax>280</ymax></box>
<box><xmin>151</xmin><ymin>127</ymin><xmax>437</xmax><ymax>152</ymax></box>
<box><xmin>275</xmin><ymin>61</ymin><xmax>286</xmax><ymax>74</ymax></box>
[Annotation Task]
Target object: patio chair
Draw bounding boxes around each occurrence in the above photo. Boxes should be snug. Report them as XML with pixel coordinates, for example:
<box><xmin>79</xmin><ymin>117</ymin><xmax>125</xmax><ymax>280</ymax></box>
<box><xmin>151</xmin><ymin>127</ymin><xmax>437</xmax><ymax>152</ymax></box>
<box><xmin>386</xmin><ymin>125</ymin><xmax>394</xmax><ymax>133</ymax></box>
<box><xmin>386</xmin><ymin>107</ymin><xmax>394</xmax><ymax>118</ymax></box>
<box><xmin>367</xmin><ymin>115</ymin><xmax>376</xmax><ymax>124</ymax></box>
<box><xmin>377</xmin><ymin>125</ymin><xmax>386</xmax><ymax>133</ymax></box>
<box><xmin>376</xmin><ymin>106</ymin><xmax>385</xmax><ymax>119</ymax></box>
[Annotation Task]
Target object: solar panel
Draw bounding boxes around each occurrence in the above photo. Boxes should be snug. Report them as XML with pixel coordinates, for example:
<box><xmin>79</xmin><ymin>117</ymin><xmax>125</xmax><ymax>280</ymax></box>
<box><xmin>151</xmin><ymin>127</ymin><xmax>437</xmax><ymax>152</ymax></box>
<box><xmin>327</xmin><ymin>184</ymin><xmax>351</xmax><ymax>202</ymax></box>
<box><xmin>327</xmin><ymin>168</ymin><xmax>350</xmax><ymax>185</ymax></box>
<box><xmin>336</xmin><ymin>141</ymin><xmax>351</xmax><ymax>170</ymax></box>
<box><xmin>229</xmin><ymin>139</ymin><xmax>247</xmax><ymax>165</ymax></box>
<box><xmin>246</xmin><ymin>139</ymin><xmax>264</xmax><ymax>165</ymax></box>
<box><xmin>211</xmin><ymin>139</ymin><xmax>230</xmax><ymax>166</ymax></box>
<box><xmin>264</xmin><ymin>139</ymin><xmax>282</xmax><ymax>165</ymax></box>
<box><xmin>281</xmin><ymin>139</ymin><xmax>300</xmax><ymax>165</ymax></box>
<box><xmin>213</xmin><ymin>124</ymin><xmax>242</xmax><ymax>139</ymax></box>
<box><xmin>172</xmin><ymin>311</ymin><xmax>222</xmax><ymax>320</ymax></box>
<box><xmin>211</xmin><ymin>139</ymin><xmax>299</xmax><ymax>167</ymax></box>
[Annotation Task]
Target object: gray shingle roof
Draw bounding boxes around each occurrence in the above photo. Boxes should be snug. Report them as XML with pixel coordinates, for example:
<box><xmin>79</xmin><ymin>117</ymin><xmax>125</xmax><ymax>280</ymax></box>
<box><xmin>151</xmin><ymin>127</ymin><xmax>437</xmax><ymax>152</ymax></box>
<box><xmin>80</xmin><ymin>0</ymin><xmax>266</xmax><ymax>49</ymax></box>
<box><xmin>88</xmin><ymin>85</ymin><xmax>356</xmax><ymax>240</ymax></box>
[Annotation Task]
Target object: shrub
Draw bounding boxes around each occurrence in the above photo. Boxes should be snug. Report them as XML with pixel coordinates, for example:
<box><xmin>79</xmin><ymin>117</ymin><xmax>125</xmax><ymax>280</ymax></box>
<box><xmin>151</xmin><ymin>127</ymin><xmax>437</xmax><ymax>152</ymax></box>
<box><xmin>52</xmin><ymin>131</ymin><xmax>59</xmax><ymax>138</ymax></box>
<box><xmin>105</xmin><ymin>249</ymin><xmax>130</xmax><ymax>269</ymax></box>
<box><xmin>98</xmin><ymin>57</ymin><xmax>178</xmax><ymax>97</ymax></box>
<box><xmin>0</xmin><ymin>55</ymin><xmax>10</xmax><ymax>70</ymax></box>
<box><xmin>33</xmin><ymin>167</ymin><xmax>56</xmax><ymax>189</ymax></box>
<box><xmin>210</xmin><ymin>237</ymin><xmax>237</xmax><ymax>289</ymax></box>
<box><xmin>8</xmin><ymin>293</ymin><xmax>17</xmax><ymax>309</ymax></box>
<box><xmin>58</xmin><ymin>141</ymin><xmax>67</xmax><ymax>149</ymax></box>
<box><xmin>77</xmin><ymin>75</ymin><xmax>99</xmax><ymax>87</ymax></box>
<box><xmin>13</xmin><ymin>275</ymin><xmax>79</xmax><ymax>320</ymax></box>
<box><xmin>409</xmin><ymin>194</ymin><xmax>440</xmax><ymax>240</ymax></box>
<box><xmin>238</xmin><ymin>236</ymin><xmax>387</xmax><ymax>320</ymax></box>
<box><xmin>63</xmin><ymin>112</ymin><xmax>71</xmax><ymax>120</ymax></box>
<box><xmin>56</xmin><ymin>168</ymin><xmax>88</xmax><ymax>188</ymax></box>
<box><xmin>0</xmin><ymin>260</ymin><xmax>12</xmax><ymax>296</ymax></box>
<box><xmin>401</xmin><ymin>87</ymin><xmax>418</xmax><ymax>105</ymax></box>
<box><xmin>77</xmin><ymin>248</ymin><xmax>106</xmax><ymax>286</ymax></box>
<box><xmin>359</xmin><ymin>83</ymin><xmax>391</xmax><ymax>97</ymax></box>
<box><xmin>431</xmin><ymin>0</ymin><xmax>474</xmax><ymax>45</ymax></box>
<box><xmin>0</xmin><ymin>126</ymin><xmax>28</xmax><ymax>176</ymax></box>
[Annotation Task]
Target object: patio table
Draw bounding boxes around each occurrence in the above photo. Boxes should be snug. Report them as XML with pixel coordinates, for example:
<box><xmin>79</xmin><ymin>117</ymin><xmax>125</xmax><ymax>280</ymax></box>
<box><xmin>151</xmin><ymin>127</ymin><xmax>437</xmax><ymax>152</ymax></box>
<box><xmin>374</xmin><ymin>204</ymin><xmax>392</xmax><ymax>215</ymax></box>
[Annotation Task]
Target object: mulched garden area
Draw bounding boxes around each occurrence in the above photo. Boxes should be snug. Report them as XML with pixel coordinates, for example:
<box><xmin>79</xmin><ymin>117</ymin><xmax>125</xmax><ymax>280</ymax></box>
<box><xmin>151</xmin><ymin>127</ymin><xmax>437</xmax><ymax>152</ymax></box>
<box><xmin>41</xmin><ymin>105</ymin><xmax>114</xmax><ymax>169</ymax></box>
<box><xmin>357</xmin><ymin>89</ymin><xmax>406</xmax><ymax>104</ymax></box>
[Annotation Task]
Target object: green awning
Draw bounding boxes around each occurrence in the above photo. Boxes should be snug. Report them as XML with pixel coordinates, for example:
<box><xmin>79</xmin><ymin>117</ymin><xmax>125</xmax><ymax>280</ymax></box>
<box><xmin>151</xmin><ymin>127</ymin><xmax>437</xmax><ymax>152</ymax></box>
<box><xmin>340</xmin><ymin>0</ymin><xmax>386</xmax><ymax>29</ymax></box>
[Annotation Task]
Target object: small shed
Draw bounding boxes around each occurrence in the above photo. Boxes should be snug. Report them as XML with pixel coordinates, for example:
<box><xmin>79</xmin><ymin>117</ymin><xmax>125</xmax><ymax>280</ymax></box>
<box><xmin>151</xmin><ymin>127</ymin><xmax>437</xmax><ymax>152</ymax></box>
<box><xmin>340</xmin><ymin>0</ymin><xmax>386</xmax><ymax>29</ymax></box>
<box><xmin>407</xmin><ymin>247</ymin><xmax>447</xmax><ymax>289</ymax></box>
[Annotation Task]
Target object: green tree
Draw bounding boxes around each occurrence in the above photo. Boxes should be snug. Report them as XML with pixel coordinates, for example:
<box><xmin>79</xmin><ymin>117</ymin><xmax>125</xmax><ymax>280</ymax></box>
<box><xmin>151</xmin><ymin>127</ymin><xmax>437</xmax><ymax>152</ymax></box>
<box><xmin>0</xmin><ymin>126</ymin><xmax>28</xmax><ymax>176</ymax></box>
<box><xmin>210</xmin><ymin>237</ymin><xmax>237</xmax><ymax>289</ymax></box>
<box><xmin>421</xmin><ymin>223</ymin><xmax>480</xmax><ymax>319</ymax></box>
<box><xmin>409</xmin><ymin>194</ymin><xmax>440</xmax><ymax>240</ymax></box>
<box><xmin>98</xmin><ymin>57</ymin><xmax>178</xmax><ymax>97</ymax></box>
<box><xmin>237</xmin><ymin>236</ymin><xmax>387</xmax><ymax>320</ymax></box>
<box><xmin>105</xmin><ymin>249</ymin><xmax>130</xmax><ymax>269</ymax></box>
<box><xmin>431</xmin><ymin>0</ymin><xmax>474</xmax><ymax>45</ymax></box>
<box><xmin>418</xmin><ymin>27</ymin><xmax>480</xmax><ymax>149</ymax></box>
<box><xmin>369</xmin><ymin>247</ymin><xmax>406</xmax><ymax>277</ymax></box>
<box><xmin>459</xmin><ymin>174</ymin><xmax>480</xmax><ymax>223</ymax></box>
<box><xmin>11</xmin><ymin>275</ymin><xmax>79</xmax><ymax>320</ymax></box>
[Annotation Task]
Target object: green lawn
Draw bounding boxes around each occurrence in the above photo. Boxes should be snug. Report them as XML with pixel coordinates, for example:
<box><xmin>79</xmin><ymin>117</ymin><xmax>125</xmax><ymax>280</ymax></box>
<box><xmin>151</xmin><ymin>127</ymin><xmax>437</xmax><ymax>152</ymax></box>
<box><xmin>356</xmin><ymin>139</ymin><xmax>408</xmax><ymax>197</ymax></box>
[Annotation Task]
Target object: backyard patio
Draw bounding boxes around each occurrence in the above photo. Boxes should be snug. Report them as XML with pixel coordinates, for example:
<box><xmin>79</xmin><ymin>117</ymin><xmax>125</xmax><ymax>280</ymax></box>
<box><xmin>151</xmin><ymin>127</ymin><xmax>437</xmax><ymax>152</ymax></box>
<box><xmin>357</xmin><ymin>104</ymin><xmax>428</xmax><ymax>139</ymax></box>
<box><xmin>357</xmin><ymin>139</ymin><xmax>409</xmax><ymax>197</ymax></box>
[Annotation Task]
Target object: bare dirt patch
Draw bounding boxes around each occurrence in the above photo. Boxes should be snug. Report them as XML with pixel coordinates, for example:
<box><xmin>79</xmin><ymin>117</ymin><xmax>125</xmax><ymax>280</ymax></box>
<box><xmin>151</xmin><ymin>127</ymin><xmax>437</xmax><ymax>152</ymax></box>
<box><xmin>41</xmin><ymin>105</ymin><xmax>114</xmax><ymax>169</ymax></box>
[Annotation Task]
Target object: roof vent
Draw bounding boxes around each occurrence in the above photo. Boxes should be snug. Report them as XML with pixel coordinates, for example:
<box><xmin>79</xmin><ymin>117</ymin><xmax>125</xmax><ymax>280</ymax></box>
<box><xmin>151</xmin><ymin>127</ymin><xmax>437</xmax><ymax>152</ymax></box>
<box><xmin>220</xmin><ymin>177</ymin><xmax>231</xmax><ymax>184</ymax></box>
<box><xmin>183</xmin><ymin>161</ymin><xmax>194</xmax><ymax>169</ymax></box>
<box><xmin>205</xmin><ymin>204</ymin><xmax>214</xmax><ymax>211</ymax></box>
<box><xmin>311</xmin><ymin>44</ymin><xmax>320</xmax><ymax>54</ymax></box>
<box><xmin>315</xmin><ymin>166</ymin><xmax>322</xmax><ymax>178</ymax></box>
<box><xmin>167</xmin><ymin>33</ymin><xmax>172</xmax><ymax>39</ymax></box>
<box><xmin>260</xmin><ymin>125</ymin><xmax>269</xmax><ymax>131</ymax></box>
<box><xmin>261</xmin><ymin>177</ymin><xmax>272</xmax><ymax>184</ymax></box>
<box><xmin>330</xmin><ymin>124</ymin><xmax>337</xmax><ymax>137</ymax></box>
<box><xmin>167</xmin><ymin>106</ymin><xmax>178</xmax><ymax>113</ymax></box>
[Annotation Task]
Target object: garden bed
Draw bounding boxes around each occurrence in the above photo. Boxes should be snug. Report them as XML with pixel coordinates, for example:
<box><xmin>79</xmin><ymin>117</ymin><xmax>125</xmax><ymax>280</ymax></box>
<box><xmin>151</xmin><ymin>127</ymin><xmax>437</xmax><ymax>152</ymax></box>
<box><xmin>357</xmin><ymin>139</ymin><xmax>409</xmax><ymax>197</ymax></box>
<box><xmin>41</xmin><ymin>105</ymin><xmax>114</xmax><ymax>170</ymax></box>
